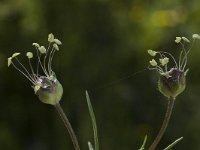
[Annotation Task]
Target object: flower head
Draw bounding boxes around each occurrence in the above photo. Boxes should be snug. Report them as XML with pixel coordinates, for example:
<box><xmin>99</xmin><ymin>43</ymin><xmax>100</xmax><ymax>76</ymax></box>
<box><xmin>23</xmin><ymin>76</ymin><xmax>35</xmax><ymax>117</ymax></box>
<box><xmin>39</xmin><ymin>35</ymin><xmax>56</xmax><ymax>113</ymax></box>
<box><xmin>8</xmin><ymin>33</ymin><xmax>63</xmax><ymax>105</ymax></box>
<box><xmin>147</xmin><ymin>34</ymin><xmax>199</xmax><ymax>98</ymax></box>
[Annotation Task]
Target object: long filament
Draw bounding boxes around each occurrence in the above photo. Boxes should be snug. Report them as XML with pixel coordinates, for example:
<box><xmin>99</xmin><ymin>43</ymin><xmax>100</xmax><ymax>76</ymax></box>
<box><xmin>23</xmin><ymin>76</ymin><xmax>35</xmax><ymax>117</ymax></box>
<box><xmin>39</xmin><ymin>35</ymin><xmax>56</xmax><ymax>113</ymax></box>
<box><xmin>11</xmin><ymin>62</ymin><xmax>36</xmax><ymax>84</ymax></box>
<box><xmin>15</xmin><ymin>58</ymin><xmax>36</xmax><ymax>82</ymax></box>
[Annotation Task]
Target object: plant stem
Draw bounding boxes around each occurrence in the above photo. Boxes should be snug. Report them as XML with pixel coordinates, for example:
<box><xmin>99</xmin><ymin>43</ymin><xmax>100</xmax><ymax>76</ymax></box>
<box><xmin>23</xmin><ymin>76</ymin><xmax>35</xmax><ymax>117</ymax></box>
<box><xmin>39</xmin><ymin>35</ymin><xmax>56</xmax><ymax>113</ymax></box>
<box><xmin>149</xmin><ymin>96</ymin><xmax>175</xmax><ymax>150</ymax></box>
<box><xmin>54</xmin><ymin>103</ymin><xmax>80</xmax><ymax>150</ymax></box>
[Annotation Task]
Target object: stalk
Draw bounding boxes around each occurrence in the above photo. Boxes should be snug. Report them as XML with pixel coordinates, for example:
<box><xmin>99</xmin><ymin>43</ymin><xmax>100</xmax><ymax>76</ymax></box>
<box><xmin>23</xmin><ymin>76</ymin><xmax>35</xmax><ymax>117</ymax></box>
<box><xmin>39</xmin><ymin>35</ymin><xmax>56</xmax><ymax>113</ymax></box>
<box><xmin>149</xmin><ymin>97</ymin><xmax>175</xmax><ymax>150</ymax></box>
<box><xmin>54</xmin><ymin>103</ymin><xmax>80</xmax><ymax>150</ymax></box>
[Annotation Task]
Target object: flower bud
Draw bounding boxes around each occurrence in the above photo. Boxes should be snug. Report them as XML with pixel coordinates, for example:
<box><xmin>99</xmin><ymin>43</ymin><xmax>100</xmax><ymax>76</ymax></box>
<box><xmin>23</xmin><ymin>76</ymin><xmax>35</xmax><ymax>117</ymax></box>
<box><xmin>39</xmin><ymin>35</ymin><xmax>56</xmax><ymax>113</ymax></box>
<box><xmin>35</xmin><ymin>76</ymin><xmax>63</xmax><ymax>105</ymax></box>
<box><xmin>158</xmin><ymin>68</ymin><xmax>186</xmax><ymax>98</ymax></box>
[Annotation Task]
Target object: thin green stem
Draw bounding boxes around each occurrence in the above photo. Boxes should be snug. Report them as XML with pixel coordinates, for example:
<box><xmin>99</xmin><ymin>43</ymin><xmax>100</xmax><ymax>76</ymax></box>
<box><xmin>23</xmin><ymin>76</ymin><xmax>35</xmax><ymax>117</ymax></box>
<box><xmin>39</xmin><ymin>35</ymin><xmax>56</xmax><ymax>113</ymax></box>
<box><xmin>149</xmin><ymin>97</ymin><xmax>175</xmax><ymax>150</ymax></box>
<box><xmin>54</xmin><ymin>103</ymin><xmax>80</xmax><ymax>150</ymax></box>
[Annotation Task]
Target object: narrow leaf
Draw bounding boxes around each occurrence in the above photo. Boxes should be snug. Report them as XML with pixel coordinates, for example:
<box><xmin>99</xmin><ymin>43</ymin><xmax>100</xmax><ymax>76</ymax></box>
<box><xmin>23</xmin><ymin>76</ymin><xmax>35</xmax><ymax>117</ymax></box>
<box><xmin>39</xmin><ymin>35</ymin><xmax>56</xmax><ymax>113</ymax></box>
<box><xmin>164</xmin><ymin>137</ymin><xmax>183</xmax><ymax>150</ymax></box>
<box><xmin>138</xmin><ymin>135</ymin><xmax>147</xmax><ymax>150</ymax></box>
<box><xmin>86</xmin><ymin>90</ymin><xmax>99</xmax><ymax>150</ymax></box>
<box><xmin>88</xmin><ymin>141</ymin><xmax>94</xmax><ymax>150</ymax></box>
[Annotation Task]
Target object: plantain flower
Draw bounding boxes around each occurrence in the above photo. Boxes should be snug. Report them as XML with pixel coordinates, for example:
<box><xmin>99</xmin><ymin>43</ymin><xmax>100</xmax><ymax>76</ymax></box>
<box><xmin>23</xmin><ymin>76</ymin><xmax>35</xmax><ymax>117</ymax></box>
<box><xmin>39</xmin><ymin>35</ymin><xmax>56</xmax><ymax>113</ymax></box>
<box><xmin>8</xmin><ymin>33</ymin><xmax>63</xmax><ymax>105</ymax></box>
<box><xmin>147</xmin><ymin>34</ymin><xmax>200</xmax><ymax>98</ymax></box>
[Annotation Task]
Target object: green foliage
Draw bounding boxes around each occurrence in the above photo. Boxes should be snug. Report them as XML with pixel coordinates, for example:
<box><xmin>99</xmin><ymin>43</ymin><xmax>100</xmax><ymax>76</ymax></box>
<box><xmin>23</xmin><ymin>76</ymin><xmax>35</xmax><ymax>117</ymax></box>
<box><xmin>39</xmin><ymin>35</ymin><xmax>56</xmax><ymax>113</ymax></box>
<box><xmin>138</xmin><ymin>135</ymin><xmax>147</xmax><ymax>150</ymax></box>
<box><xmin>164</xmin><ymin>137</ymin><xmax>183</xmax><ymax>150</ymax></box>
<box><xmin>88</xmin><ymin>141</ymin><xmax>94</xmax><ymax>150</ymax></box>
<box><xmin>86</xmin><ymin>91</ymin><xmax>99</xmax><ymax>150</ymax></box>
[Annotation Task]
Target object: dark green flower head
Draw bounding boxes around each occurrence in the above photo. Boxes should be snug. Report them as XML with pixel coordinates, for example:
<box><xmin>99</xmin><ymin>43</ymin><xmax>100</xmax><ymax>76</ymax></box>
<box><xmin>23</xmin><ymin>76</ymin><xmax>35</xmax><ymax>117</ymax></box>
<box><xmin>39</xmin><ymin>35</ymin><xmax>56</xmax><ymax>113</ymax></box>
<box><xmin>8</xmin><ymin>33</ymin><xmax>63</xmax><ymax>105</ymax></box>
<box><xmin>35</xmin><ymin>74</ymin><xmax>63</xmax><ymax>105</ymax></box>
<box><xmin>148</xmin><ymin>34</ymin><xmax>200</xmax><ymax>98</ymax></box>
<box><xmin>158</xmin><ymin>68</ymin><xmax>186</xmax><ymax>98</ymax></box>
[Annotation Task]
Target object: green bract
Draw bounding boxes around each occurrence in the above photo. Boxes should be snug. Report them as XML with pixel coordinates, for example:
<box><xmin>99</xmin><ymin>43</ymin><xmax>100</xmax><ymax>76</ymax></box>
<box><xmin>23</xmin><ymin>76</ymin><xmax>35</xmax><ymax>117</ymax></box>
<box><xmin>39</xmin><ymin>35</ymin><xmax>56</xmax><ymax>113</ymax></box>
<box><xmin>36</xmin><ymin>77</ymin><xmax>63</xmax><ymax>105</ymax></box>
<box><xmin>158</xmin><ymin>68</ymin><xmax>186</xmax><ymax>98</ymax></box>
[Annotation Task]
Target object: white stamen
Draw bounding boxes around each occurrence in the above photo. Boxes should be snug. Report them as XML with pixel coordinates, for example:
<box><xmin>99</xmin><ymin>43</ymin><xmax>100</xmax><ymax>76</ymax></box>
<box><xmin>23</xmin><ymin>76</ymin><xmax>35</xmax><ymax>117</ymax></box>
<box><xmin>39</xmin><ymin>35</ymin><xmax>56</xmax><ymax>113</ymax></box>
<box><xmin>48</xmin><ymin>33</ymin><xmax>54</xmax><ymax>43</ymax></box>
<box><xmin>147</xmin><ymin>49</ymin><xmax>157</xmax><ymax>56</ymax></box>
<box><xmin>149</xmin><ymin>59</ymin><xmax>157</xmax><ymax>66</ymax></box>
<box><xmin>192</xmin><ymin>34</ymin><xmax>200</xmax><ymax>39</ymax></box>
<box><xmin>12</xmin><ymin>52</ymin><xmax>21</xmax><ymax>58</ymax></box>
<box><xmin>175</xmin><ymin>37</ymin><xmax>181</xmax><ymax>43</ymax></box>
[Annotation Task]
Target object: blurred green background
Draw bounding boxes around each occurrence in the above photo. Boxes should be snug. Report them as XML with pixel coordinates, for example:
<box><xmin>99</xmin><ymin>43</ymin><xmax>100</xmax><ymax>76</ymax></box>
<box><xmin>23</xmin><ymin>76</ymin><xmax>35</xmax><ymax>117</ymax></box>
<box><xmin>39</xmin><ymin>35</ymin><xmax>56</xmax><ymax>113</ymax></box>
<box><xmin>1</xmin><ymin>0</ymin><xmax>200</xmax><ymax>149</ymax></box>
